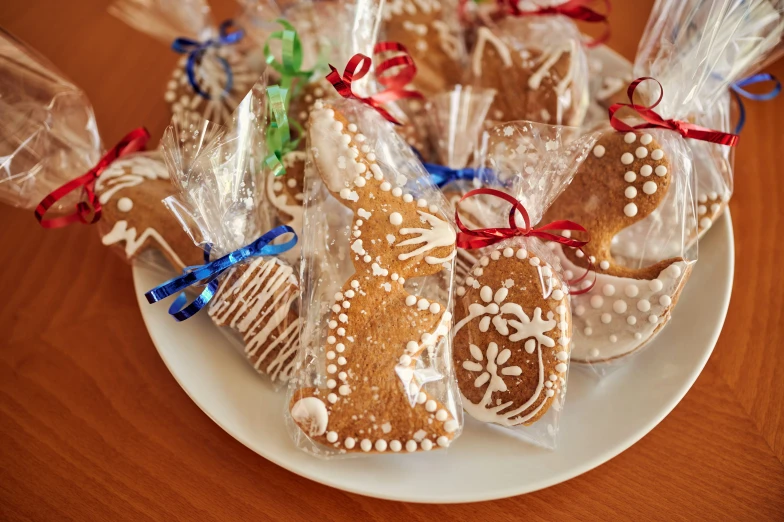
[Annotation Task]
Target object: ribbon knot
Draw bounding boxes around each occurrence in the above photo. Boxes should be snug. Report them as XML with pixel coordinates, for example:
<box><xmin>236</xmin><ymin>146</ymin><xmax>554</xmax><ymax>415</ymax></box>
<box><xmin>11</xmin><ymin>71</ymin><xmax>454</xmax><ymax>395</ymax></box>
<box><xmin>145</xmin><ymin>225</ymin><xmax>297</xmax><ymax>321</ymax></box>
<box><xmin>172</xmin><ymin>19</ymin><xmax>244</xmax><ymax>101</ymax></box>
<box><xmin>608</xmin><ymin>77</ymin><xmax>740</xmax><ymax>146</ymax></box>
<box><xmin>456</xmin><ymin>188</ymin><xmax>594</xmax><ymax>294</ymax></box>
<box><xmin>326</xmin><ymin>42</ymin><xmax>423</xmax><ymax>125</ymax></box>
<box><xmin>499</xmin><ymin>0</ymin><xmax>611</xmax><ymax>47</ymax></box>
<box><xmin>34</xmin><ymin>127</ymin><xmax>150</xmax><ymax>228</ymax></box>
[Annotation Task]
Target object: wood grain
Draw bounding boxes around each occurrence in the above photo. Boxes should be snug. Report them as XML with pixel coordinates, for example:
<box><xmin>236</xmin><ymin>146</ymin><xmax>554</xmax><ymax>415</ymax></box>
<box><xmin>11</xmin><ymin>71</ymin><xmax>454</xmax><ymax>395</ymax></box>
<box><xmin>1</xmin><ymin>0</ymin><xmax>783</xmax><ymax>519</ymax></box>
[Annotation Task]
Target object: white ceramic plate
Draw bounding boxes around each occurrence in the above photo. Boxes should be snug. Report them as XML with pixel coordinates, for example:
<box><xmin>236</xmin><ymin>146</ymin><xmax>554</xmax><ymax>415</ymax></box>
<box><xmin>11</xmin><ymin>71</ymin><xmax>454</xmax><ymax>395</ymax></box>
<box><xmin>133</xmin><ymin>211</ymin><xmax>734</xmax><ymax>503</ymax></box>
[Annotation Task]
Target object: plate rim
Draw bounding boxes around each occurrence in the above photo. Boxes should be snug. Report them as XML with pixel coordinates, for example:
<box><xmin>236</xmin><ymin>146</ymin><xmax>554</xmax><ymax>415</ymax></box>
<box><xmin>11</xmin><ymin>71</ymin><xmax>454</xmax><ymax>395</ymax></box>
<box><xmin>133</xmin><ymin>211</ymin><xmax>735</xmax><ymax>503</ymax></box>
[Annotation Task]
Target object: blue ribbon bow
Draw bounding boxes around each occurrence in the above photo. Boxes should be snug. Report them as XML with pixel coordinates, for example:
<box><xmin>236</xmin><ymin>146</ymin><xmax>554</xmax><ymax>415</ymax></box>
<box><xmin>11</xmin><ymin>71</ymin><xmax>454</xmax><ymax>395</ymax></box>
<box><xmin>171</xmin><ymin>19</ymin><xmax>245</xmax><ymax>101</ymax></box>
<box><xmin>730</xmin><ymin>73</ymin><xmax>781</xmax><ymax>134</ymax></box>
<box><xmin>145</xmin><ymin>225</ymin><xmax>297</xmax><ymax>321</ymax></box>
<box><xmin>412</xmin><ymin>148</ymin><xmax>492</xmax><ymax>188</ymax></box>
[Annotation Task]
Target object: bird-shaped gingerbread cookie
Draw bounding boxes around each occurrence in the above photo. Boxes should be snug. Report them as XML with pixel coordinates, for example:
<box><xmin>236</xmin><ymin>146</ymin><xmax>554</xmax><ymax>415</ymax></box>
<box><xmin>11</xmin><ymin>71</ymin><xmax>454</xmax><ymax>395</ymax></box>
<box><xmin>289</xmin><ymin>100</ymin><xmax>460</xmax><ymax>453</ymax></box>
<box><xmin>542</xmin><ymin>130</ymin><xmax>691</xmax><ymax>363</ymax></box>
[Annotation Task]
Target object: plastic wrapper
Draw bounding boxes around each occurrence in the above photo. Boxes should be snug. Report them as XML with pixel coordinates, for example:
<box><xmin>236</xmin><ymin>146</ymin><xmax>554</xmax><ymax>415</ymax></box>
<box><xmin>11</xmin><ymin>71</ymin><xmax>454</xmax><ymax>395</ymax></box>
<box><xmin>381</xmin><ymin>0</ymin><xmax>469</xmax><ymax>97</ymax></box>
<box><xmin>265</xmin><ymin>0</ymin><xmax>387</xmax><ymax>249</ymax></box>
<box><xmin>467</xmin><ymin>3</ymin><xmax>591</xmax><ymax>126</ymax></box>
<box><xmin>0</xmin><ymin>30</ymin><xmax>200</xmax><ymax>275</ymax></box>
<box><xmin>286</xmin><ymin>96</ymin><xmax>462</xmax><ymax>457</ymax></box>
<box><xmin>423</xmin><ymin>84</ymin><xmax>496</xmax><ymax>281</ymax></box>
<box><xmin>110</xmin><ymin>0</ymin><xmax>264</xmax><ymax>126</ymax></box>
<box><xmin>451</xmin><ymin>120</ymin><xmax>591</xmax><ymax>449</ymax></box>
<box><xmin>238</xmin><ymin>0</ymin><xmax>353</xmax><ymax>75</ymax></box>
<box><xmin>159</xmin><ymin>77</ymin><xmax>302</xmax><ymax>385</ymax></box>
<box><xmin>539</xmin><ymin>122</ymin><xmax>698</xmax><ymax>376</ymax></box>
<box><xmin>622</xmin><ymin>0</ymin><xmax>784</xmax><ymax>246</ymax></box>
<box><xmin>583</xmin><ymin>44</ymin><xmax>634</xmax><ymax>129</ymax></box>
<box><xmin>0</xmin><ymin>30</ymin><xmax>101</xmax><ymax>211</ymax></box>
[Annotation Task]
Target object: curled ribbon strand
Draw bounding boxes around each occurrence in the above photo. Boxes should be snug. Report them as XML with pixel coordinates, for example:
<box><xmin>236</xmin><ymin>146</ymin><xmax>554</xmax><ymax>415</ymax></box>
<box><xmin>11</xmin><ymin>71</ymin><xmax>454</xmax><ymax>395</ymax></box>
<box><xmin>326</xmin><ymin>42</ymin><xmax>423</xmax><ymax>125</ymax></box>
<box><xmin>172</xmin><ymin>19</ymin><xmax>244</xmax><ymax>101</ymax></box>
<box><xmin>264</xmin><ymin>18</ymin><xmax>313</xmax><ymax>94</ymax></box>
<box><xmin>608</xmin><ymin>77</ymin><xmax>740</xmax><ymax>146</ymax></box>
<box><xmin>498</xmin><ymin>0</ymin><xmax>612</xmax><ymax>47</ymax></box>
<box><xmin>455</xmin><ymin>188</ymin><xmax>595</xmax><ymax>294</ymax></box>
<box><xmin>730</xmin><ymin>73</ymin><xmax>781</xmax><ymax>135</ymax></box>
<box><xmin>34</xmin><ymin>127</ymin><xmax>150</xmax><ymax>228</ymax></box>
<box><xmin>145</xmin><ymin>225</ymin><xmax>298</xmax><ymax>321</ymax></box>
<box><xmin>263</xmin><ymin>20</ymin><xmax>310</xmax><ymax>177</ymax></box>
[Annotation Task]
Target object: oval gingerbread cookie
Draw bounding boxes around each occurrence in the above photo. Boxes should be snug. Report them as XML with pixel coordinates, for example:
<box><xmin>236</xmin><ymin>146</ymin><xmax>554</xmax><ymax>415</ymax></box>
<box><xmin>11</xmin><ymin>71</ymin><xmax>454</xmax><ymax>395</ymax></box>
<box><xmin>453</xmin><ymin>244</ymin><xmax>570</xmax><ymax>426</ymax></box>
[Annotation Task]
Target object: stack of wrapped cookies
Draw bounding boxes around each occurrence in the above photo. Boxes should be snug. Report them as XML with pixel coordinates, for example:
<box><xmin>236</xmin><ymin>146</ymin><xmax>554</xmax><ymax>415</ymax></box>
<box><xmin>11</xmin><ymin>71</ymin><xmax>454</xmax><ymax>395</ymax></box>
<box><xmin>2</xmin><ymin>0</ymin><xmax>782</xmax><ymax>455</ymax></box>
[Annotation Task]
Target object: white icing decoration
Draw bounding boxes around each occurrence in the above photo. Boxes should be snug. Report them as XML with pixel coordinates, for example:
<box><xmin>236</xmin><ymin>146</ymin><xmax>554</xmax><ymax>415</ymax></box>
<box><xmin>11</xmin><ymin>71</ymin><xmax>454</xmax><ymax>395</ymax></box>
<box><xmin>396</xmin><ymin>211</ymin><xmax>456</xmax><ymax>264</ymax></box>
<box><xmin>291</xmin><ymin>397</ymin><xmax>329</xmax><ymax>436</ymax></box>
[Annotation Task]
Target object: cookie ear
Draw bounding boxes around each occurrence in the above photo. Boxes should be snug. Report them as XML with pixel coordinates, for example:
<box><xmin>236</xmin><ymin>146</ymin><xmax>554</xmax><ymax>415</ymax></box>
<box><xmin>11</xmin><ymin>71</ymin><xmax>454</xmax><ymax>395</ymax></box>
<box><xmin>453</xmin><ymin>244</ymin><xmax>571</xmax><ymax>429</ymax></box>
<box><xmin>544</xmin><ymin>130</ymin><xmax>691</xmax><ymax>363</ymax></box>
<box><xmin>289</xmin><ymin>100</ymin><xmax>460</xmax><ymax>454</ymax></box>
<box><xmin>308</xmin><ymin>101</ymin><xmax>456</xmax><ymax>278</ymax></box>
<box><xmin>470</xmin><ymin>20</ymin><xmax>584</xmax><ymax>125</ymax></box>
<box><xmin>95</xmin><ymin>154</ymin><xmax>204</xmax><ymax>270</ymax></box>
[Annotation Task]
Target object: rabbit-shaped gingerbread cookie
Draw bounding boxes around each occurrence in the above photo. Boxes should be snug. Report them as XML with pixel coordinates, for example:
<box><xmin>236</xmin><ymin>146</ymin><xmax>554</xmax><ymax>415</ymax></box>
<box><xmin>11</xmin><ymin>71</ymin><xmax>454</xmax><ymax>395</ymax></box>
<box><xmin>542</xmin><ymin>131</ymin><xmax>691</xmax><ymax>363</ymax></box>
<box><xmin>289</xmin><ymin>100</ymin><xmax>460</xmax><ymax>453</ymax></box>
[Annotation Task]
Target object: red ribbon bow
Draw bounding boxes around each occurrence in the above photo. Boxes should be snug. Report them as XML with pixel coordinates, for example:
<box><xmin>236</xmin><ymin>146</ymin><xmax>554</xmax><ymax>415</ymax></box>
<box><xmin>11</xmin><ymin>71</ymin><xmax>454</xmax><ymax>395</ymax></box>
<box><xmin>499</xmin><ymin>0</ymin><xmax>611</xmax><ymax>47</ymax></box>
<box><xmin>326</xmin><ymin>42</ymin><xmax>423</xmax><ymax>125</ymax></box>
<box><xmin>456</xmin><ymin>188</ymin><xmax>595</xmax><ymax>294</ymax></box>
<box><xmin>608</xmin><ymin>77</ymin><xmax>740</xmax><ymax>146</ymax></box>
<box><xmin>34</xmin><ymin>127</ymin><xmax>150</xmax><ymax>228</ymax></box>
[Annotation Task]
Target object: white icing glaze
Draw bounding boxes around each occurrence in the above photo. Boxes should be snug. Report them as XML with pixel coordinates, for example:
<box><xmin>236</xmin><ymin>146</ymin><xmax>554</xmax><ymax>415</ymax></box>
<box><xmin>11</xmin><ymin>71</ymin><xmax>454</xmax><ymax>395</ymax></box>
<box><xmin>102</xmin><ymin>220</ymin><xmax>186</xmax><ymax>269</ymax></box>
<box><xmin>209</xmin><ymin>257</ymin><xmax>299</xmax><ymax>381</ymax></box>
<box><xmin>291</xmin><ymin>397</ymin><xmax>329</xmax><ymax>436</ymax></box>
<box><xmin>557</xmin><ymin>251</ymin><xmax>688</xmax><ymax>361</ymax></box>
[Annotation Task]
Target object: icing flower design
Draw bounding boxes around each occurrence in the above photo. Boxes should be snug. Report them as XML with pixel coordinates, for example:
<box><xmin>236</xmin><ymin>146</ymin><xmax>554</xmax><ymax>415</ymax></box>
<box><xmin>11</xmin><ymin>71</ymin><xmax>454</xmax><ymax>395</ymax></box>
<box><xmin>462</xmin><ymin>342</ymin><xmax>522</xmax><ymax>391</ymax></box>
<box><xmin>454</xmin><ymin>283</ymin><xmax>557</xmax><ymax>348</ymax></box>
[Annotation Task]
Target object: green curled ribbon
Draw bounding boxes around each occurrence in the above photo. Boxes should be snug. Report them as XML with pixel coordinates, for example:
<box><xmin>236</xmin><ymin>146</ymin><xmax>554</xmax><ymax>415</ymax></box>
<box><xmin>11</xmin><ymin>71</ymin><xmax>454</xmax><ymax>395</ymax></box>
<box><xmin>265</xmin><ymin>85</ymin><xmax>303</xmax><ymax>177</ymax></box>
<box><xmin>264</xmin><ymin>19</ymin><xmax>314</xmax><ymax>94</ymax></box>
<box><xmin>263</xmin><ymin>19</ymin><xmax>312</xmax><ymax>177</ymax></box>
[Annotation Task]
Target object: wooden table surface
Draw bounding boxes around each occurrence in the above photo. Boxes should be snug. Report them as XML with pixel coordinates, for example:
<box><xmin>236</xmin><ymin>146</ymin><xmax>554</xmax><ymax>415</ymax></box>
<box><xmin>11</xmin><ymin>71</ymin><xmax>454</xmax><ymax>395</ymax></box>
<box><xmin>1</xmin><ymin>1</ymin><xmax>783</xmax><ymax>520</ymax></box>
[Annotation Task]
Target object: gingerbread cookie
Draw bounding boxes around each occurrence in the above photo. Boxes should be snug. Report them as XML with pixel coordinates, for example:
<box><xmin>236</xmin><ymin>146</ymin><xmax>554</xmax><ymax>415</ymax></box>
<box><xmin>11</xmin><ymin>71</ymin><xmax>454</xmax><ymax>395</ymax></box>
<box><xmin>165</xmin><ymin>47</ymin><xmax>257</xmax><ymax>127</ymax></box>
<box><xmin>383</xmin><ymin>0</ymin><xmax>467</xmax><ymax>96</ymax></box>
<box><xmin>470</xmin><ymin>17</ymin><xmax>587</xmax><ymax>125</ymax></box>
<box><xmin>453</xmin><ymin>243</ymin><xmax>571</xmax><ymax>427</ymax></box>
<box><xmin>288</xmin><ymin>100</ymin><xmax>460</xmax><ymax>454</ymax></box>
<box><xmin>543</xmin><ymin>130</ymin><xmax>692</xmax><ymax>363</ymax></box>
<box><xmin>95</xmin><ymin>153</ymin><xmax>204</xmax><ymax>270</ymax></box>
<box><xmin>209</xmin><ymin>257</ymin><xmax>300</xmax><ymax>382</ymax></box>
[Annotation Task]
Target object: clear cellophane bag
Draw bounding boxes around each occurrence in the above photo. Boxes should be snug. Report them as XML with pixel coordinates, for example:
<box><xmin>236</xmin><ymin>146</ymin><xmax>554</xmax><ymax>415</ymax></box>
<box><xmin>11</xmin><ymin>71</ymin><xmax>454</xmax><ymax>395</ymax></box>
<box><xmin>451</xmin><ymin>119</ymin><xmax>590</xmax><ymax>448</ymax></box>
<box><xmin>160</xmin><ymin>77</ymin><xmax>302</xmax><ymax>386</ymax></box>
<box><xmin>467</xmin><ymin>1</ymin><xmax>591</xmax><ymax>126</ymax></box>
<box><xmin>286</xmin><ymin>96</ymin><xmax>462</xmax><ymax>458</ymax></box>
<box><xmin>621</xmin><ymin>0</ymin><xmax>784</xmax><ymax>248</ymax></box>
<box><xmin>109</xmin><ymin>0</ymin><xmax>265</xmax><ymax>126</ymax></box>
